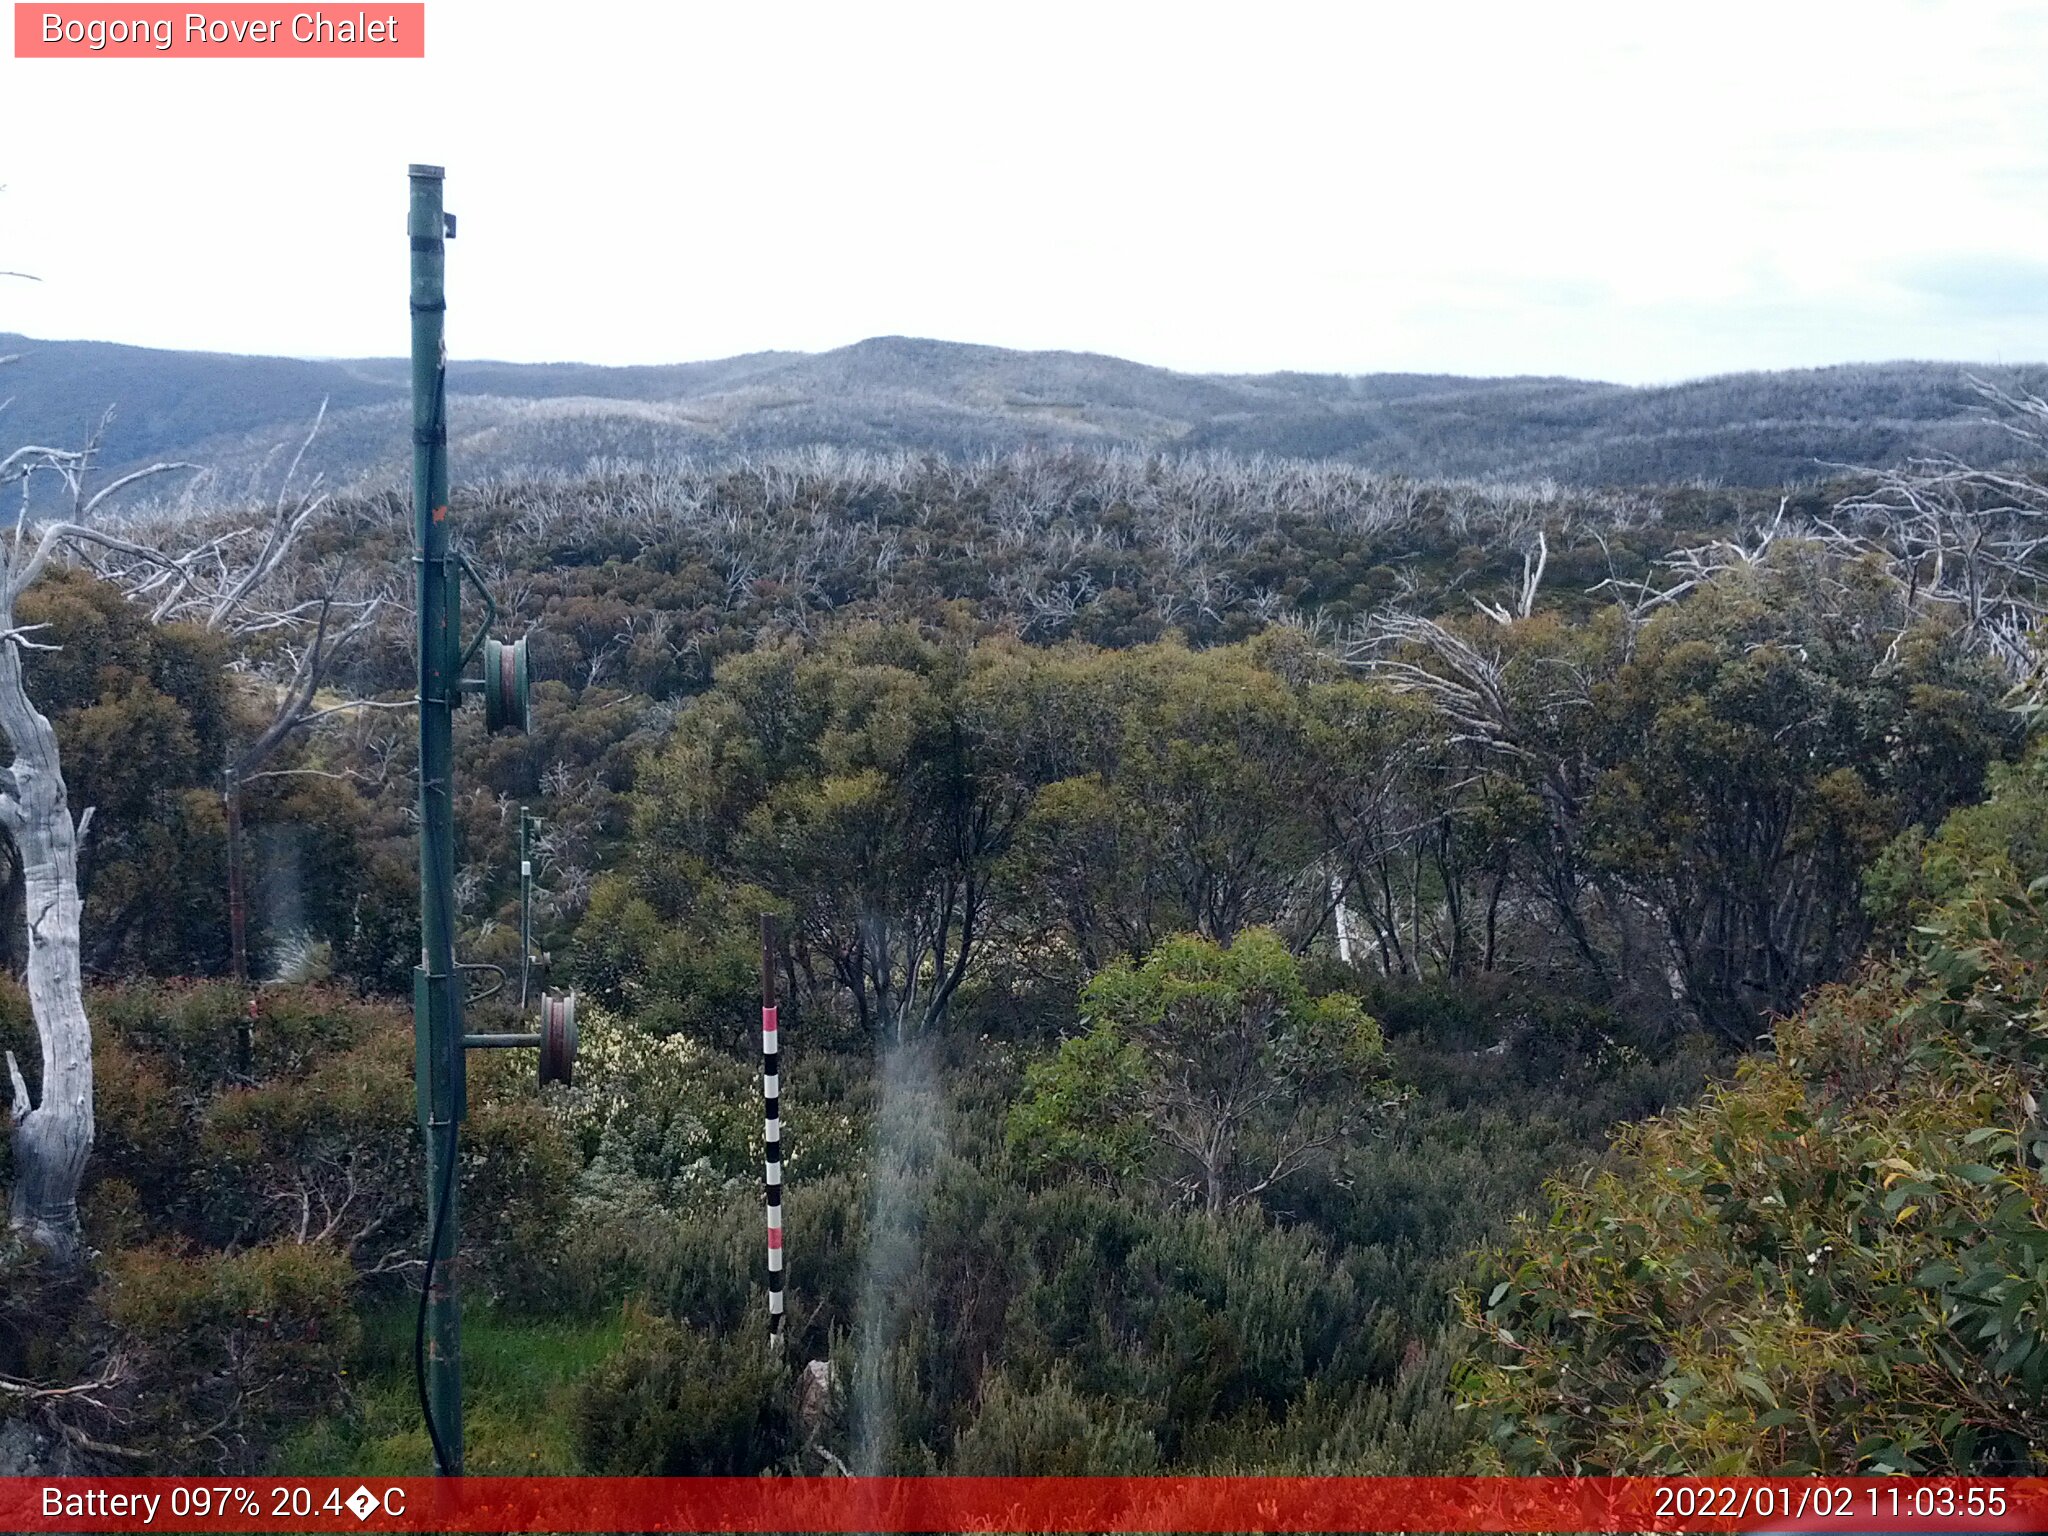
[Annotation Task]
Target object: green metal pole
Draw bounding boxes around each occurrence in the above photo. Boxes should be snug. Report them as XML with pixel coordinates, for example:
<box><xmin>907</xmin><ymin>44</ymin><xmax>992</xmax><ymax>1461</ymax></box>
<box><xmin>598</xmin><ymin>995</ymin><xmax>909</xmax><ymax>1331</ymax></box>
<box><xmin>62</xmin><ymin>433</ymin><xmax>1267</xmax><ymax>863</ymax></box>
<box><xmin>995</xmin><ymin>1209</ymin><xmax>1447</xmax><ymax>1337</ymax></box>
<box><xmin>409</xmin><ymin>162</ymin><xmax>464</xmax><ymax>1476</ymax></box>
<box><xmin>519</xmin><ymin>808</ymin><xmax>534</xmax><ymax>1008</ymax></box>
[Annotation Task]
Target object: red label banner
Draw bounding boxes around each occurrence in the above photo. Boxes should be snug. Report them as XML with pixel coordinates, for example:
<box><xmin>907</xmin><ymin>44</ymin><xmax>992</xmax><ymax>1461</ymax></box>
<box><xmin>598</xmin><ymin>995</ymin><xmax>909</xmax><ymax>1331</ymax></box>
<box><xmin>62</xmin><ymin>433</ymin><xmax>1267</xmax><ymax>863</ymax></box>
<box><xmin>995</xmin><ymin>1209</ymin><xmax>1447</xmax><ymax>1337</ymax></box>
<box><xmin>2</xmin><ymin>1477</ymin><xmax>2045</xmax><ymax>1533</ymax></box>
<box><xmin>13</xmin><ymin>4</ymin><xmax>425</xmax><ymax>57</ymax></box>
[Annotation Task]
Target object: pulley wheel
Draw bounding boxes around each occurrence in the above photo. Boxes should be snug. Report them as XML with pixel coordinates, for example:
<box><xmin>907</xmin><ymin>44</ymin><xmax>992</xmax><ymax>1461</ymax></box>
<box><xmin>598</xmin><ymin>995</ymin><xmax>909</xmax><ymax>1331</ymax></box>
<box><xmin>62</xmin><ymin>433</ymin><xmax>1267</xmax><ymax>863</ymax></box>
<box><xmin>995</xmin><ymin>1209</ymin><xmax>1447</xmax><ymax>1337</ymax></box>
<box><xmin>538</xmin><ymin>991</ymin><xmax>577</xmax><ymax>1087</ymax></box>
<box><xmin>483</xmin><ymin>635</ymin><xmax>531</xmax><ymax>735</ymax></box>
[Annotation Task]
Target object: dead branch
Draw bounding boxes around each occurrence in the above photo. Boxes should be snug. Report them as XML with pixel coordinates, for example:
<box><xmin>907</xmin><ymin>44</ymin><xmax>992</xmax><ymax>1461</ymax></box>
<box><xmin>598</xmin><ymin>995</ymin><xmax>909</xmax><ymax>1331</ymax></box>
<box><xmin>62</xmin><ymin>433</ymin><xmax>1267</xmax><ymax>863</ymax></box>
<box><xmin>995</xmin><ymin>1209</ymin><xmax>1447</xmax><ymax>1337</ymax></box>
<box><xmin>0</xmin><ymin>1357</ymin><xmax>127</xmax><ymax>1407</ymax></box>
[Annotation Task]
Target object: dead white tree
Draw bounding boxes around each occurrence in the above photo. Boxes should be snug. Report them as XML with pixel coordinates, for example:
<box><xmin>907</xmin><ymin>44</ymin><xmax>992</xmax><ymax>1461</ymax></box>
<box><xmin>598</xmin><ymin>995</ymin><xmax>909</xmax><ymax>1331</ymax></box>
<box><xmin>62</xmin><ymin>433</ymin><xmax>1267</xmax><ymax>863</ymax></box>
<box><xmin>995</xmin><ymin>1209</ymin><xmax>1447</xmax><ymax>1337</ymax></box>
<box><xmin>1586</xmin><ymin>499</ymin><xmax>1790</xmax><ymax>637</ymax></box>
<box><xmin>1821</xmin><ymin>380</ymin><xmax>2048</xmax><ymax>685</ymax></box>
<box><xmin>1473</xmin><ymin>528</ymin><xmax>1548</xmax><ymax>625</ymax></box>
<box><xmin>0</xmin><ymin>407</ymin><xmax>203</xmax><ymax>1261</ymax></box>
<box><xmin>1606</xmin><ymin>380</ymin><xmax>2048</xmax><ymax>698</ymax></box>
<box><xmin>1</xmin><ymin>394</ymin><xmax>390</xmax><ymax>1257</ymax></box>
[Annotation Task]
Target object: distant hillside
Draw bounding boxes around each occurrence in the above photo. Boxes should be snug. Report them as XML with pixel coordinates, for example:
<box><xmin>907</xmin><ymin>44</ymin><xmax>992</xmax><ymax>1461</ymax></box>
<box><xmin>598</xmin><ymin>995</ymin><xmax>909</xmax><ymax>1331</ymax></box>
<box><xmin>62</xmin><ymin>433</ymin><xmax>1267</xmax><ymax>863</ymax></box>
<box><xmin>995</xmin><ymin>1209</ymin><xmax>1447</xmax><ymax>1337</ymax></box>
<box><xmin>3</xmin><ymin>331</ymin><xmax>2041</xmax><ymax>498</ymax></box>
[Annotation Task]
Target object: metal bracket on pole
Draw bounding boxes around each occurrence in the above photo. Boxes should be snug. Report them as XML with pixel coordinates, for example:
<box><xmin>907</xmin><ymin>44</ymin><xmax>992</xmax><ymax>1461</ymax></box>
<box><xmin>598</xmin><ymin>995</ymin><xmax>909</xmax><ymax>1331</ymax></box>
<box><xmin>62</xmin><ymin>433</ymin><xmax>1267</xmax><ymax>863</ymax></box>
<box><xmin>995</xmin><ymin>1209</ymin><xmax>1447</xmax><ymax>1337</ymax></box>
<box><xmin>455</xmin><ymin>550</ymin><xmax>497</xmax><ymax>674</ymax></box>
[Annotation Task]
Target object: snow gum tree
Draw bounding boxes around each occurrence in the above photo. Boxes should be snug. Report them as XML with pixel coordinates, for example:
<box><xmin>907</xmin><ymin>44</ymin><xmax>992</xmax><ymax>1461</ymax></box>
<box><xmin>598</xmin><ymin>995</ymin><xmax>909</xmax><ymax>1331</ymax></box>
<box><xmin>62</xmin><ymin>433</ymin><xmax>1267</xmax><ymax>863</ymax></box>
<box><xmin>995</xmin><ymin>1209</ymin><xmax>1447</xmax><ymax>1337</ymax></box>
<box><xmin>0</xmin><ymin>393</ymin><xmax>367</xmax><ymax>1261</ymax></box>
<box><xmin>0</xmin><ymin>444</ymin><xmax>196</xmax><ymax>1259</ymax></box>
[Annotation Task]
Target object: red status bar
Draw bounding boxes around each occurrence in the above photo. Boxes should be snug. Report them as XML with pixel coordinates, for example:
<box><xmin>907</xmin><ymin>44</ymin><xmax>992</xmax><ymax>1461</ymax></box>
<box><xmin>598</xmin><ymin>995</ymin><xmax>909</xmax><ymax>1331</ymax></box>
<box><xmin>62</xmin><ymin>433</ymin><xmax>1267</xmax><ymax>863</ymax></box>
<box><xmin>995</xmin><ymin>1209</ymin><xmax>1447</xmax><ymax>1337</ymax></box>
<box><xmin>6</xmin><ymin>1476</ymin><xmax>2046</xmax><ymax>1533</ymax></box>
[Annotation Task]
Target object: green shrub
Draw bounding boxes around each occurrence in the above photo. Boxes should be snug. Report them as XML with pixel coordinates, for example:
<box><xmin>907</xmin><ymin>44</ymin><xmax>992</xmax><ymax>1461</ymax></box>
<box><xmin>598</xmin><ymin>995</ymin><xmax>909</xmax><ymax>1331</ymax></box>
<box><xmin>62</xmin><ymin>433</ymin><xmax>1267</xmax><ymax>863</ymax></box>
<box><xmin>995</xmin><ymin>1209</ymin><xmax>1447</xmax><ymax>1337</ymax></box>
<box><xmin>192</xmin><ymin>1028</ymin><xmax>415</xmax><ymax>1256</ymax></box>
<box><xmin>546</xmin><ymin>1003</ymin><xmax>755</xmax><ymax>1211</ymax></box>
<box><xmin>951</xmin><ymin>1370</ymin><xmax>1156</xmax><ymax>1473</ymax></box>
<box><xmin>1462</xmin><ymin>855</ymin><xmax>2048</xmax><ymax>1472</ymax></box>
<box><xmin>574</xmin><ymin>1312</ymin><xmax>794</xmax><ymax>1474</ymax></box>
<box><xmin>1200</xmin><ymin>1345</ymin><xmax>1476</xmax><ymax>1473</ymax></box>
<box><xmin>80</xmin><ymin>985</ymin><xmax>576</xmax><ymax>1301</ymax></box>
<box><xmin>93</xmin><ymin>980</ymin><xmax>381</xmax><ymax>1090</ymax></box>
<box><xmin>1865</xmin><ymin>744</ymin><xmax>2048</xmax><ymax>938</ymax></box>
<box><xmin>1009</xmin><ymin>929</ymin><xmax>1393</xmax><ymax>1215</ymax></box>
<box><xmin>104</xmin><ymin>1241</ymin><xmax>359</xmax><ymax>1469</ymax></box>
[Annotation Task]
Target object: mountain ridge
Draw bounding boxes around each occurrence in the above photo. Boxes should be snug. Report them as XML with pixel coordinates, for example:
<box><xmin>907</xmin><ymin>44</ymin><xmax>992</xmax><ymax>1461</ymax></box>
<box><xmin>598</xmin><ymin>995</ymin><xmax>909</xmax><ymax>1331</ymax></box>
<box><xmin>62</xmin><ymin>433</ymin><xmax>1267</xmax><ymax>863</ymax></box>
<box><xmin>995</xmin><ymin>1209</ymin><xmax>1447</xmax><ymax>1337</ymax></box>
<box><xmin>4</xmin><ymin>331</ymin><xmax>2041</xmax><ymax>495</ymax></box>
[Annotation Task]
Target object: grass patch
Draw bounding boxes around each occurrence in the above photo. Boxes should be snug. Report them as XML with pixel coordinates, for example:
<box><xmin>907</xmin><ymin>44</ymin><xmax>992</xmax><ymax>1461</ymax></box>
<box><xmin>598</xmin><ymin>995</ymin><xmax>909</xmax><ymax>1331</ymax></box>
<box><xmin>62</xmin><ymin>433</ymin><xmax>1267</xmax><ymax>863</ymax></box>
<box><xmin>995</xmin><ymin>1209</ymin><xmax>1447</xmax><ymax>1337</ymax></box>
<box><xmin>277</xmin><ymin>1299</ymin><xmax>628</xmax><ymax>1475</ymax></box>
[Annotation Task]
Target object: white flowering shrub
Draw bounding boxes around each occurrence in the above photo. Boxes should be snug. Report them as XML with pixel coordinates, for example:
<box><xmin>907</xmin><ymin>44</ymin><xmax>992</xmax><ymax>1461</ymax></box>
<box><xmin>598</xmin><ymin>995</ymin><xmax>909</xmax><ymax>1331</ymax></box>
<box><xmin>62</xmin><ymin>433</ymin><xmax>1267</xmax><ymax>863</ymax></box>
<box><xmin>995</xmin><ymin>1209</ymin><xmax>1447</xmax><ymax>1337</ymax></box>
<box><xmin>548</xmin><ymin>1004</ymin><xmax>756</xmax><ymax>1219</ymax></box>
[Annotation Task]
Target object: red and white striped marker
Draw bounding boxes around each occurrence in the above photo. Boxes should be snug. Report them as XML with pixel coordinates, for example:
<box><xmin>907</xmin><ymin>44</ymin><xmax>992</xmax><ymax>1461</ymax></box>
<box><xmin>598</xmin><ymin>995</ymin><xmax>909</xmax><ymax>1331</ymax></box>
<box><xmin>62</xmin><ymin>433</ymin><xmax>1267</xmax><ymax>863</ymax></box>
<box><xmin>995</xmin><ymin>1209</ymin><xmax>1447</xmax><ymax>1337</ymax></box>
<box><xmin>761</xmin><ymin>915</ymin><xmax>784</xmax><ymax>1338</ymax></box>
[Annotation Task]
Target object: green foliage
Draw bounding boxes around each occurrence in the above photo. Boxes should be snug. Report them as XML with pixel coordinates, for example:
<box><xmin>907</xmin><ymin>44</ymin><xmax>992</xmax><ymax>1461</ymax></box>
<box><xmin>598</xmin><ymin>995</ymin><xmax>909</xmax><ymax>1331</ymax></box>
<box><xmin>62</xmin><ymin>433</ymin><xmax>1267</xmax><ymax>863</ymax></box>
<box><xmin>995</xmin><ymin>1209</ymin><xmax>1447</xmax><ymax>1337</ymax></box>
<box><xmin>4</xmin><ymin>434</ymin><xmax>2035</xmax><ymax>1479</ymax></box>
<box><xmin>0</xmin><ymin>982</ymin><xmax>581</xmax><ymax>1472</ymax></box>
<box><xmin>103</xmin><ymin>1240</ymin><xmax>359</xmax><ymax>1469</ymax></box>
<box><xmin>569</xmin><ymin>872</ymin><xmax>764</xmax><ymax>1040</ymax></box>
<box><xmin>545</xmin><ymin>1003</ymin><xmax>756</xmax><ymax>1218</ymax></box>
<box><xmin>574</xmin><ymin>1312</ymin><xmax>795</xmax><ymax>1474</ymax></box>
<box><xmin>621</xmin><ymin>623</ymin><xmax>1064</xmax><ymax>1042</ymax></box>
<box><xmin>995</xmin><ymin>642</ymin><xmax>1366</xmax><ymax>974</ymax></box>
<box><xmin>461</xmin><ymin>1057</ymin><xmax>582</xmax><ymax>1307</ymax></box>
<box><xmin>6</xmin><ymin>571</ymin><xmax>233</xmax><ymax>975</ymax></box>
<box><xmin>1569</xmin><ymin>550</ymin><xmax>2019</xmax><ymax>1039</ymax></box>
<box><xmin>1008</xmin><ymin>1025</ymin><xmax>1148</xmax><ymax>1185</ymax></box>
<box><xmin>1201</xmin><ymin>1344</ymin><xmax>1477</xmax><ymax>1473</ymax></box>
<box><xmin>1001</xmin><ymin>1192</ymin><xmax>1359</xmax><ymax>1455</ymax></box>
<box><xmin>84</xmin><ymin>984</ymin><xmax>395</xmax><ymax>1240</ymax></box>
<box><xmin>1012</xmin><ymin>930</ymin><xmax>1392</xmax><ymax>1214</ymax></box>
<box><xmin>1461</xmin><ymin>757</ymin><xmax>2048</xmax><ymax>1473</ymax></box>
<box><xmin>0</xmin><ymin>568</ymin><xmax>378</xmax><ymax>986</ymax></box>
<box><xmin>951</xmin><ymin>1369</ymin><xmax>1157</xmax><ymax>1473</ymax></box>
<box><xmin>1865</xmin><ymin>743</ymin><xmax>2048</xmax><ymax>937</ymax></box>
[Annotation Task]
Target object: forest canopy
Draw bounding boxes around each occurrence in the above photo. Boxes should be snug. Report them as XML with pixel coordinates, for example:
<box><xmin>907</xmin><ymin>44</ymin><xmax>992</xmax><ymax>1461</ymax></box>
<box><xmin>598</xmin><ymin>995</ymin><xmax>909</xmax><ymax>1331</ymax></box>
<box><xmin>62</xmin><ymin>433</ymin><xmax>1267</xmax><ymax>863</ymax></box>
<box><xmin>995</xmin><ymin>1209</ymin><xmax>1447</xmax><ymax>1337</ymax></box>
<box><xmin>0</xmin><ymin>433</ymin><xmax>2043</xmax><ymax>1475</ymax></box>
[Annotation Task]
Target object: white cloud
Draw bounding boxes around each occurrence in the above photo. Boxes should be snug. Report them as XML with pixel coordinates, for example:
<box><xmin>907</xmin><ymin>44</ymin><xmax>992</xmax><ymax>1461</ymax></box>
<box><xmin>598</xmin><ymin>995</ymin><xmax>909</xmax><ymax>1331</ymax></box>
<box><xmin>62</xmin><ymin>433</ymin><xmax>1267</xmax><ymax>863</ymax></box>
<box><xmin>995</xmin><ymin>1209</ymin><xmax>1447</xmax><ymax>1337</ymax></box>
<box><xmin>3</xmin><ymin>0</ymin><xmax>2045</xmax><ymax>382</ymax></box>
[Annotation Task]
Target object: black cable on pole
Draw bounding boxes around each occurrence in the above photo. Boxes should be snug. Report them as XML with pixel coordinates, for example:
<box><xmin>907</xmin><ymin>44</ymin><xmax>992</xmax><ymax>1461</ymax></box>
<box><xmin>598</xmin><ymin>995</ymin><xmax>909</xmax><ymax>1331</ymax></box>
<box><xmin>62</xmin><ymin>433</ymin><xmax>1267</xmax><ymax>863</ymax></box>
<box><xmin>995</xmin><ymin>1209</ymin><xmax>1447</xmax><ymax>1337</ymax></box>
<box><xmin>414</xmin><ymin>1123</ymin><xmax>458</xmax><ymax>1476</ymax></box>
<box><xmin>412</xmin><ymin>343</ymin><xmax>459</xmax><ymax>1478</ymax></box>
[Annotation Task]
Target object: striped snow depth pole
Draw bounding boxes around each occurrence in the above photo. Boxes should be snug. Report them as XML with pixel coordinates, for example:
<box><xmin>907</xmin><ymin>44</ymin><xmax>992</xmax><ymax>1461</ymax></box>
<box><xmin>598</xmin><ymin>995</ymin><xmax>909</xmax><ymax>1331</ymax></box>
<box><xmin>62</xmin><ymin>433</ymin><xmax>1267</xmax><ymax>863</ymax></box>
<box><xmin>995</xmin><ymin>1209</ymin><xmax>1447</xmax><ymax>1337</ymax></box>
<box><xmin>761</xmin><ymin>914</ymin><xmax>784</xmax><ymax>1342</ymax></box>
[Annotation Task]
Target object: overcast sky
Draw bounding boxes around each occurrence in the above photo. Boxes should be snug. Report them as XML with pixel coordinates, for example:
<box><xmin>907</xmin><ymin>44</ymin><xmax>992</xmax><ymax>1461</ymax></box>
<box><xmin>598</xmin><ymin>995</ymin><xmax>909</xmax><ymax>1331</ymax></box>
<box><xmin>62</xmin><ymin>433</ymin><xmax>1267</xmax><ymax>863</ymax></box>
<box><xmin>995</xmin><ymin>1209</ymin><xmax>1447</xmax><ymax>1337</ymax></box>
<box><xmin>4</xmin><ymin>0</ymin><xmax>2047</xmax><ymax>384</ymax></box>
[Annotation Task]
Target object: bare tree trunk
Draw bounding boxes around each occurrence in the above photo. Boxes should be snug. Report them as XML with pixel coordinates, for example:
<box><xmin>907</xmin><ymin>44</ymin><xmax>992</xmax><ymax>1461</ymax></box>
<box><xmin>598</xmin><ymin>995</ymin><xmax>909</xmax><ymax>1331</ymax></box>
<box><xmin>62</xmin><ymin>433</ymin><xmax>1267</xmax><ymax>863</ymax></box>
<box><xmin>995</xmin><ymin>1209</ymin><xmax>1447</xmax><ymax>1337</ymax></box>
<box><xmin>0</xmin><ymin>637</ymin><xmax>93</xmax><ymax>1264</ymax></box>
